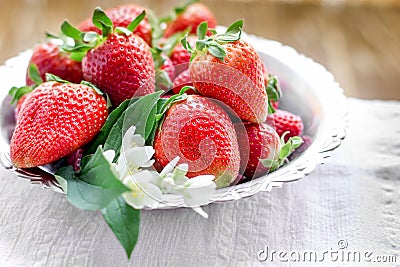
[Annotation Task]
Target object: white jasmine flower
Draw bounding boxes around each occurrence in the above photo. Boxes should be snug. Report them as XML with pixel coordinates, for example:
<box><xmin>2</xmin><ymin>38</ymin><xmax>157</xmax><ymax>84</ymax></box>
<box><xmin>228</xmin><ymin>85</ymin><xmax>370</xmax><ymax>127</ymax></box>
<box><xmin>178</xmin><ymin>175</ymin><xmax>216</xmax><ymax>207</ymax></box>
<box><xmin>117</xmin><ymin>126</ymin><xmax>155</xmax><ymax>179</ymax></box>
<box><xmin>122</xmin><ymin>170</ymin><xmax>162</xmax><ymax>209</ymax></box>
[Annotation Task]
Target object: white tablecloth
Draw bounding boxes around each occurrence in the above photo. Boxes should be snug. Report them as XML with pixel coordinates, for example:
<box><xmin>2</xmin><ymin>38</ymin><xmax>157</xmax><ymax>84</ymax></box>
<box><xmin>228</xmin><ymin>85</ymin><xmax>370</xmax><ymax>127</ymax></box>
<box><xmin>0</xmin><ymin>98</ymin><xmax>399</xmax><ymax>266</ymax></box>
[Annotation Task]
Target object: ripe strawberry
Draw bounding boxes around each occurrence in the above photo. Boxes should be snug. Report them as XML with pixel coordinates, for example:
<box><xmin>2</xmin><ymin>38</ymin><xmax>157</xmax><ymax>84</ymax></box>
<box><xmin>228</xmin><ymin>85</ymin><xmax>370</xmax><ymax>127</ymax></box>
<box><xmin>268</xmin><ymin>110</ymin><xmax>304</xmax><ymax>141</ymax></box>
<box><xmin>164</xmin><ymin>2</ymin><xmax>217</xmax><ymax>38</ymax></box>
<box><xmin>10</xmin><ymin>80</ymin><xmax>108</xmax><ymax>168</ymax></box>
<box><xmin>154</xmin><ymin>95</ymin><xmax>240</xmax><ymax>188</ymax></box>
<box><xmin>236</xmin><ymin>122</ymin><xmax>281</xmax><ymax>179</ymax></box>
<box><xmin>187</xmin><ymin>21</ymin><xmax>268</xmax><ymax>123</ymax></box>
<box><xmin>78</xmin><ymin>4</ymin><xmax>152</xmax><ymax>45</ymax></box>
<box><xmin>64</xmin><ymin>8</ymin><xmax>155</xmax><ymax>106</ymax></box>
<box><xmin>160</xmin><ymin>54</ymin><xmax>175</xmax><ymax>81</ymax></box>
<box><xmin>26</xmin><ymin>42</ymin><xmax>83</xmax><ymax>86</ymax></box>
<box><xmin>172</xmin><ymin>69</ymin><xmax>194</xmax><ymax>94</ymax></box>
<box><xmin>170</xmin><ymin>35</ymin><xmax>197</xmax><ymax>76</ymax></box>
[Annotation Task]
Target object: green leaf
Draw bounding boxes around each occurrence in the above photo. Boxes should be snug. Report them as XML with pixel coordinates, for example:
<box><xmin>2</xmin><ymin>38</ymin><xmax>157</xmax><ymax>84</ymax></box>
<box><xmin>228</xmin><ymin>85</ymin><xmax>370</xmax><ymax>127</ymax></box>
<box><xmin>196</xmin><ymin>21</ymin><xmax>208</xmax><ymax>40</ymax></box>
<box><xmin>155</xmin><ymin>90</ymin><xmax>188</xmax><ymax>122</ymax></box>
<box><xmin>225</xmin><ymin>19</ymin><xmax>244</xmax><ymax>36</ymax></box>
<box><xmin>279</xmin><ymin>142</ymin><xmax>292</xmax><ymax>159</ymax></box>
<box><xmin>215</xmin><ymin>33</ymin><xmax>241</xmax><ymax>43</ymax></box>
<box><xmin>161</xmin><ymin>30</ymin><xmax>188</xmax><ymax>57</ymax></box>
<box><xmin>28</xmin><ymin>63</ymin><xmax>43</xmax><ymax>86</ymax></box>
<box><xmin>8</xmin><ymin>86</ymin><xmax>33</xmax><ymax>104</ymax></box>
<box><xmin>196</xmin><ymin>40</ymin><xmax>206</xmax><ymax>51</ymax></box>
<box><xmin>56</xmin><ymin>147</ymin><xmax>129</xmax><ymax>210</ymax></box>
<box><xmin>115</xmin><ymin>27</ymin><xmax>132</xmax><ymax>36</ymax></box>
<box><xmin>127</xmin><ymin>10</ymin><xmax>146</xmax><ymax>33</ymax></box>
<box><xmin>46</xmin><ymin>73</ymin><xmax>70</xmax><ymax>83</ymax></box>
<box><xmin>69</xmin><ymin>52</ymin><xmax>86</xmax><ymax>62</ymax></box>
<box><xmin>86</xmin><ymin>100</ymin><xmax>131</xmax><ymax>155</ymax></box>
<box><xmin>92</xmin><ymin>7</ymin><xmax>114</xmax><ymax>37</ymax></box>
<box><xmin>289</xmin><ymin>136</ymin><xmax>304</xmax><ymax>149</ymax></box>
<box><xmin>82</xmin><ymin>31</ymin><xmax>99</xmax><ymax>43</ymax></box>
<box><xmin>207</xmin><ymin>42</ymin><xmax>226</xmax><ymax>61</ymax></box>
<box><xmin>61</xmin><ymin>20</ymin><xmax>83</xmax><ymax>40</ymax></box>
<box><xmin>122</xmin><ymin>91</ymin><xmax>163</xmax><ymax>140</ymax></box>
<box><xmin>181</xmin><ymin>34</ymin><xmax>194</xmax><ymax>54</ymax></box>
<box><xmin>155</xmin><ymin>70</ymin><xmax>173</xmax><ymax>90</ymax></box>
<box><xmin>266</xmin><ymin>74</ymin><xmax>282</xmax><ymax>101</ymax></box>
<box><xmin>101</xmin><ymin>196</ymin><xmax>140</xmax><ymax>259</ymax></box>
<box><xmin>147</xmin><ymin>9</ymin><xmax>163</xmax><ymax>47</ymax></box>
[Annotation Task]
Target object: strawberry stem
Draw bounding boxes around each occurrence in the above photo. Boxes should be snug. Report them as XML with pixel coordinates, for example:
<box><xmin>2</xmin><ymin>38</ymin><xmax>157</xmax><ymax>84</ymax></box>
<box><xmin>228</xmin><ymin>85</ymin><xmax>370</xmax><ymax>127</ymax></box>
<box><xmin>181</xmin><ymin>19</ymin><xmax>243</xmax><ymax>62</ymax></box>
<box><xmin>259</xmin><ymin>134</ymin><xmax>303</xmax><ymax>172</ymax></box>
<box><xmin>266</xmin><ymin>74</ymin><xmax>282</xmax><ymax>114</ymax></box>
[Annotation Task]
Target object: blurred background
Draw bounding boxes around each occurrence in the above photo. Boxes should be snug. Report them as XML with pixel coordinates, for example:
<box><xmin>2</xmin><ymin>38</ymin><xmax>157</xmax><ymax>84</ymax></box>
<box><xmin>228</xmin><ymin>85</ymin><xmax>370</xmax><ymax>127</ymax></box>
<box><xmin>0</xmin><ymin>0</ymin><xmax>399</xmax><ymax>99</ymax></box>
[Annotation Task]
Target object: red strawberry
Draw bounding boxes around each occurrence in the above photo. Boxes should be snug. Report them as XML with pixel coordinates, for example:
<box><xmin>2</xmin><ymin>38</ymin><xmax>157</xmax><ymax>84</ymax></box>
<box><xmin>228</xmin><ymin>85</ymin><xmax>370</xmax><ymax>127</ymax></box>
<box><xmin>164</xmin><ymin>2</ymin><xmax>217</xmax><ymax>38</ymax></box>
<box><xmin>10</xmin><ymin>81</ymin><xmax>108</xmax><ymax>168</ymax></box>
<box><xmin>154</xmin><ymin>95</ymin><xmax>240</xmax><ymax>188</ymax></box>
<box><xmin>160</xmin><ymin>54</ymin><xmax>175</xmax><ymax>81</ymax></box>
<box><xmin>170</xmin><ymin>36</ymin><xmax>197</xmax><ymax>76</ymax></box>
<box><xmin>78</xmin><ymin>4</ymin><xmax>152</xmax><ymax>45</ymax></box>
<box><xmin>68</xmin><ymin>9</ymin><xmax>155</xmax><ymax>106</ymax></box>
<box><xmin>236</xmin><ymin>122</ymin><xmax>281</xmax><ymax>179</ymax></box>
<box><xmin>26</xmin><ymin>42</ymin><xmax>83</xmax><ymax>86</ymax></box>
<box><xmin>268</xmin><ymin>110</ymin><xmax>304</xmax><ymax>141</ymax></box>
<box><xmin>172</xmin><ymin>69</ymin><xmax>194</xmax><ymax>94</ymax></box>
<box><xmin>188</xmin><ymin>21</ymin><xmax>268</xmax><ymax>123</ymax></box>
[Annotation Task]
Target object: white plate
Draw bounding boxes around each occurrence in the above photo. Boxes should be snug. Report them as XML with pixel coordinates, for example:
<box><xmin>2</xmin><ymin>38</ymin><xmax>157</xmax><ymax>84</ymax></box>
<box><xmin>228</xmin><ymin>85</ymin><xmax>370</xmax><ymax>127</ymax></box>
<box><xmin>0</xmin><ymin>32</ymin><xmax>348</xmax><ymax>209</ymax></box>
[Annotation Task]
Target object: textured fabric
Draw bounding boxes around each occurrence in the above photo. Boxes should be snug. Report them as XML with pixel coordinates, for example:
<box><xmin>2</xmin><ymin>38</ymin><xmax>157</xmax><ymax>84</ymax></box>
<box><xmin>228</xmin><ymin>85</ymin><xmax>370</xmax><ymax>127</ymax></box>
<box><xmin>0</xmin><ymin>98</ymin><xmax>399</xmax><ymax>266</ymax></box>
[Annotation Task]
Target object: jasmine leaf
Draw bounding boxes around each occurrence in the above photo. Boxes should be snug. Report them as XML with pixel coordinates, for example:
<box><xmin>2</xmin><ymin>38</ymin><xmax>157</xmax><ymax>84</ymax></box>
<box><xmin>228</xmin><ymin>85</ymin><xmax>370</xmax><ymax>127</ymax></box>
<box><xmin>86</xmin><ymin>100</ymin><xmax>131</xmax><ymax>155</ymax></box>
<box><xmin>101</xmin><ymin>196</ymin><xmax>140</xmax><ymax>259</ymax></box>
<box><xmin>55</xmin><ymin>147</ymin><xmax>129</xmax><ymax>210</ymax></box>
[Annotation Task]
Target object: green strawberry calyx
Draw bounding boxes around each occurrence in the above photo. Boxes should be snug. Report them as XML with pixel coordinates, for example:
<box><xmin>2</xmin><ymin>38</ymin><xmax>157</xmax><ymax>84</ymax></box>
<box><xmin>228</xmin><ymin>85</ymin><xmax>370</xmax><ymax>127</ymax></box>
<box><xmin>160</xmin><ymin>0</ymin><xmax>198</xmax><ymax>23</ymax></box>
<box><xmin>266</xmin><ymin>74</ymin><xmax>282</xmax><ymax>114</ymax></box>
<box><xmin>181</xmin><ymin>19</ymin><xmax>243</xmax><ymax>62</ymax></box>
<box><xmin>60</xmin><ymin>7</ymin><xmax>146</xmax><ymax>62</ymax></box>
<box><xmin>259</xmin><ymin>133</ymin><xmax>303</xmax><ymax>172</ymax></box>
<box><xmin>8</xmin><ymin>63</ymin><xmax>43</xmax><ymax>104</ymax></box>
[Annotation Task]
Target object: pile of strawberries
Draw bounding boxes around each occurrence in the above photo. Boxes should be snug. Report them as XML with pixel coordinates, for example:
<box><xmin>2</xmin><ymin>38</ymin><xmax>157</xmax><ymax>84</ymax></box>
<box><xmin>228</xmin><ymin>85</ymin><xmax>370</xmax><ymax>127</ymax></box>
<box><xmin>8</xmin><ymin>1</ymin><xmax>306</xmax><ymax>189</ymax></box>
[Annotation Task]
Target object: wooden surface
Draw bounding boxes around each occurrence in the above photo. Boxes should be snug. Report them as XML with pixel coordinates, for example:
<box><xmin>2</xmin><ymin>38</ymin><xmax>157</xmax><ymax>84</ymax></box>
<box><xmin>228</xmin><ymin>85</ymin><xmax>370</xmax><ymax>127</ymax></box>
<box><xmin>0</xmin><ymin>0</ymin><xmax>399</xmax><ymax>100</ymax></box>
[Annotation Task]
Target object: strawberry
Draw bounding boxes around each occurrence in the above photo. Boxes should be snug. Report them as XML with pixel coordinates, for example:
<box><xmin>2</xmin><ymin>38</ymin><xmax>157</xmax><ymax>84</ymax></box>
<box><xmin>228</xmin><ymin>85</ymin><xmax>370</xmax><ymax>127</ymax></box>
<box><xmin>154</xmin><ymin>95</ymin><xmax>240</xmax><ymax>188</ymax></box>
<box><xmin>268</xmin><ymin>109</ymin><xmax>304</xmax><ymax>141</ymax></box>
<box><xmin>169</xmin><ymin>35</ymin><xmax>197</xmax><ymax>76</ymax></box>
<box><xmin>172</xmin><ymin>69</ymin><xmax>195</xmax><ymax>94</ymax></box>
<box><xmin>63</xmin><ymin>9</ymin><xmax>155</xmax><ymax>106</ymax></box>
<box><xmin>185</xmin><ymin>21</ymin><xmax>268</xmax><ymax>123</ymax></box>
<box><xmin>160</xmin><ymin>54</ymin><xmax>175</xmax><ymax>81</ymax></box>
<box><xmin>77</xmin><ymin>4</ymin><xmax>152</xmax><ymax>45</ymax></box>
<box><xmin>164</xmin><ymin>2</ymin><xmax>217</xmax><ymax>38</ymax></box>
<box><xmin>236</xmin><ymin>122</ymin><xmax>281</xmax><ymax>179</ymax></box>
<box><xmin>26</xmin><ymin>42</ymin><xmax>83</xmax><ymax>86</ymax></box>
<box><xmin>10</xmin><ymin>79</ymin><xmax>108</xmax><ymax>168</ymax></box>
